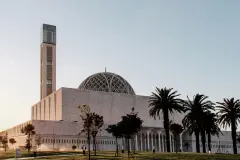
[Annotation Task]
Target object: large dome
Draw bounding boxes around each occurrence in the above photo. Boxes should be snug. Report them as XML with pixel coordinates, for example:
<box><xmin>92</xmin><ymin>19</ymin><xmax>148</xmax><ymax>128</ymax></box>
<box><xmin>78</xmin><ymin>72</ymin><xmax>135</xmax><ymax>95</ymax></box>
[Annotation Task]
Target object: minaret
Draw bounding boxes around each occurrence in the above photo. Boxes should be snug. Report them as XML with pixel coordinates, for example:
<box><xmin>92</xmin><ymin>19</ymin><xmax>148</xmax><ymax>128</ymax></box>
<box><xmin>40</xmin><ymin>24</ymin><xmax>56</xmax><ymax>100</ymax></box>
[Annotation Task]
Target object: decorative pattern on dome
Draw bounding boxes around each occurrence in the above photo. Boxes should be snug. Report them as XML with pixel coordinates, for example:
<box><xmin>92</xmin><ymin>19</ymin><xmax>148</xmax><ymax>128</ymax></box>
<box><xmin>78</xmin><ymin>72</ymin><xmax>135</xmax><ymax>95</ymax></box>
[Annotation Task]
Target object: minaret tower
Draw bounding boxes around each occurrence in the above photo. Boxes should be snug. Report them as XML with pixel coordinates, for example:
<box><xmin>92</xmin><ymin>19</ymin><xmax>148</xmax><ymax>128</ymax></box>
<box><xmin>40</xmin><ymin>24</ymin><xmax>56</xmax><ymax>100</ymax></box>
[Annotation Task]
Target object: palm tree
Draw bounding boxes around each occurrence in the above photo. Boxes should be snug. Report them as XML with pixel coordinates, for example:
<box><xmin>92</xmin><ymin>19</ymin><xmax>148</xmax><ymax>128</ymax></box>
<box><xmin>216</xmin><ymin>98</ymin><xmax>240</xmax><ymax>154</ymax></box>
<box><xmin>169</xmin><ymin>123</ymin><xmax>184</xmax><ymax>153</ymax></box>
<box><xmin>182</xmin><ymin>117</ymin><xmax>200</xmax><ymax>152</ymax></box>
<box><xmin>149</xmin><ymin>87</ymin><xmax>184</xmax><ymax>152</ymax></box>
<box><xmin>182</xmin><ymin>94</ymin><xmax>214</xmax><ymax>153</ymax></box>
<box><xmin>204</xmin><ymin>111</ymin><xmax>221</xmax><ymax>153</ymax></box>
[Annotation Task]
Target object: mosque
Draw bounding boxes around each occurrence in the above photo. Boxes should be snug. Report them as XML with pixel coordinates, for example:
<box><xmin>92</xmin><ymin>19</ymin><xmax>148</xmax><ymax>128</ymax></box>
<box><xmin>0</xmin><ymin>24</ymin><xmax>239</xmax><ymax>153</ymax></box>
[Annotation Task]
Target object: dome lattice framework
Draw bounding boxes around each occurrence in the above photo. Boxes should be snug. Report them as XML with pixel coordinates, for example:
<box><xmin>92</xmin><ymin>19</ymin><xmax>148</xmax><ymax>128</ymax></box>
<box><xmin>78</xmin><ymin>72</ymin><xmax>135</xmax><ymax>95</ymax></box>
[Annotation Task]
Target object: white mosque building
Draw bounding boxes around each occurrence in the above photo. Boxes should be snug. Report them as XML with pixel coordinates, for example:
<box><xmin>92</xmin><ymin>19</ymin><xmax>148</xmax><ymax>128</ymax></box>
<box><xmin>0</xmin><ymin>24</ymin><xmax>239</xmax><ymax>153</ymax></box>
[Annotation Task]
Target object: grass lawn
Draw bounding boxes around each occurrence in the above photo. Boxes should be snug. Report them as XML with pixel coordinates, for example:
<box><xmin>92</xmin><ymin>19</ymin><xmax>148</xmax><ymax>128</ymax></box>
<box><xmin>0</xmin><ymin>150</ymin><xmax>78</xmax><ymax>159</ymax></box>
<box><xmin>1</xmin><ymin>151</ymin><xmax>240</xmax><ymax>160</ymax></box>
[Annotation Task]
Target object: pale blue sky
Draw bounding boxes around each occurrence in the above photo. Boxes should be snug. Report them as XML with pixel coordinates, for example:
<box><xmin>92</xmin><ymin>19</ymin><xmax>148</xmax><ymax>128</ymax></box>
<box><xmin>0</xmin><ymin>0</ymin><xmax>240</xmax><ymax>130</ymax></box>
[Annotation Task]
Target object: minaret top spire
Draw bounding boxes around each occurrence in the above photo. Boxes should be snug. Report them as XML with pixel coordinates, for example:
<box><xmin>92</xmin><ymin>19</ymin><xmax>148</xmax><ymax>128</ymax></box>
<box><xmin>105</xmin><ymin>67</ymin><xmax>107</xmax><ymax>72</ymax></box>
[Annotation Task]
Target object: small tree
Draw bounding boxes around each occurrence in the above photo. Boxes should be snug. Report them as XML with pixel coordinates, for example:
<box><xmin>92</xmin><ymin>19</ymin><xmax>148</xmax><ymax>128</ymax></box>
<box><xmin>21</xmin><ymin>124</ymin><xmax>36</xmax><ymax>152</ymax></box>
<box><xmin>91</xmin><ymin>113</ymin><xmax>104</xmax><ymax>156</ymax></box>
<box><xmin>170</xmin><ymin>123</ymin><xmax>184</xmax><ymax>153</ymax></box>
<box><xmin>35</xmin><ymin>135</ymin><xmax>42</xmax><ymax>148</ymax></box>
<box><xmin>118</xmin><ymin>107</ymin><xmax>143</xmax><ymax>157</ymax></box>
<box><xmin>2</xmin><ymin>132</ymin><xmax>8</xmax><ymax>152</ymax></box>
<box><xmin>72</xmin><ymin>145</ymin><xmax>77</xmax><ymax>150</ymax></box>
<box><xmin>106</xmin><ymin>124</ymin><xmax>123</xmax><ymax>156</ymax></box>
<box><xmin>78</xmin><ymin>104</ymin><xmax>92</xmax><ymax>160</ymax></box>
<box><xmin>9</xmin><ymin>138</ymin><xmax>17</xmax><ymax>149</ymax></box>
<box><xmin>81</xmin><ymin>113</ymin><xmax>93</xmax><ymax>160</ymax></box>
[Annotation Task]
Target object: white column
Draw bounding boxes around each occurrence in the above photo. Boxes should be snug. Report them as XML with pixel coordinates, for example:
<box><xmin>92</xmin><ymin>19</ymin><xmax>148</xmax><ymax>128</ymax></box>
<box><xmin>158</xmin><ymin>133</ymin><xmax>161</xmax><ymax>152</ymax></box>
<box><xmin>145</xmin><ymin>133</ymin><xmax>147</xmax><ymax>151</ymax></box>
<box><xmin>140</xmin><ymin>133</ymin><xmax>143</xmax><ymax>151</ymax></box>
<box><xmin>180</xmin><ymin>132</ymin><xmax>183</xmax><ymax>151</ymax></box>
<box><xmin>170</xmin><ymin>134</ymin><xmax>172</xmax><ymax>152</ymax></box>
<box><xmin>147</xmin><ymin>131</ymin><xmax>150</xmax><ymax>151</ymax></box>
<box><xmin>151</xmin><ymin>134</ymin><xmax>154</xmax><ymax>151</ymax></box>
<box><xmin>162</xmin><ymin>136</ymin><xmax>165</xmax><ymax>152</ymax></box>
<box><xmin>135</xmin><ymin>134</ymin><xmax>138</xmax><ymax>151</ymax></box>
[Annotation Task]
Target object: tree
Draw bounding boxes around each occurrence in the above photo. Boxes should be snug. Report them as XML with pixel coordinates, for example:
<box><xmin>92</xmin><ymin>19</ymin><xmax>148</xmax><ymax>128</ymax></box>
<box><xmin>35</xmin><ymin>135</ymin><xmax>42</xmax><ymax>148</ymax></box>
<box><xmin>91</xmin><ymin>113</ymin><xmax>104</xmax><ymax>156</ymax></box>
<box><xmin>78</xmin><ymin>104</ymin><xmax>92</xmax><ymax>160</ymax></box>
<box><xmin>204</xmin><ymin>111</ymin><xmax>221</xmax><ymax>153</ymax></box>
<box><xmin>106</xmin><ymin>124</ymin><xmax>123</xmax><ymax>156</ymax></box>
<box><xmin>9</xmin><ymin>138</ymin><xmax>17</xmax><ymax>149</ymax></box>
<box><xmin>118</xmin><ymin>107</ymin><xmax>143</xmax><ymax>157</ymax></box>
<box><xmin>81</xmin><ymin>113</ymin><xmax>93</xmax><ymax>160</ymax></box>
<box><xmin>149</xmin><ymin>87</ymin><xmax>184</xmax><ymax>152</ymax></box>
<box><xmin>21</xmin><ymin>124</ymin><xmax>36</xmax><ymax>152</ymax></box>
<box><xmin>216</xmin><ymin>98</ymin><xmax>240</xmax><ymax>154</ymax></box>
<box><xmin>1</xmin><ymin>132</ymin><xmax>8</xmax><ymax>152</ymax></box>
<box><xmin>182</xmin><ymin>94</ymin><xmax>214</xmax><ymax>153</ymax></box>
<box><xmin>169</xmin><ymin>123</ymin><xmax>183</xmax><ymax>153</ymax></box>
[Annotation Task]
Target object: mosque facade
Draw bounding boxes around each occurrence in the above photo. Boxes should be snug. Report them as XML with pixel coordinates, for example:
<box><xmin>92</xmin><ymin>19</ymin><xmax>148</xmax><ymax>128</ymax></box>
<box><xmin>0</xmin><ymin>24</ymin><xmax>239</xmax><ymax>154</ymax></box>
<box><xmin>1</xmin><ymin>72</ymin><xmax>239</xmax><ymax>153</ymax></box>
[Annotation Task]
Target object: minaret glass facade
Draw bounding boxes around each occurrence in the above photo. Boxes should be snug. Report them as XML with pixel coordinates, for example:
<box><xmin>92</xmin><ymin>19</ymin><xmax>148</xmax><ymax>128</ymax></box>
<box><xmin>40</xmin><ymin>24</ymin><xmax>56</xmax><ymax>100</ymax></box>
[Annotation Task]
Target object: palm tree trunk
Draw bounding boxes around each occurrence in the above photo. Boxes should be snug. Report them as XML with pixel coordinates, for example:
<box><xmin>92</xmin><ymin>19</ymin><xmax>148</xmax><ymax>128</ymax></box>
<box><xmin>201</xmin><ymin>129</ymin><xmax>206</xmax><ymax>153</ymax></box>
<box><xmin>195</xmin><ymin>131</ymin><xmax>200</xmax><ymax>153</ymax></box>
<box><xmin>116</xmin><ymin>137</ymin><xmax>118</xmax><ymax>156</ymax></box>
<box><xmin>207</xmin><ymin>131</ymin><xmax>211</xmax><ymax>153</ymax></box>
<box><xmin>231</xmin><ymin>119</ymin><xmax>237</xmax><ymax>154</ymax></box>
<box><xmin>127</xmin><ymin>139</ymin><xmax>130</xmax><ymax>158</ymax></box>
<box><xmin>163</xmin><ymin>109</ymin><xmax>171</xmax><ymax>152</ymax></box>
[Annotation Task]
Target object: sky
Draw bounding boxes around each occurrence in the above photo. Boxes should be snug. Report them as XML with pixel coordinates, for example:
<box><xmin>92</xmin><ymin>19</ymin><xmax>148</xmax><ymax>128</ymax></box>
<box><xmin>0</xmin><ymin>0</ymin><xmax>240</xmax><ymax>130</ymax></box>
